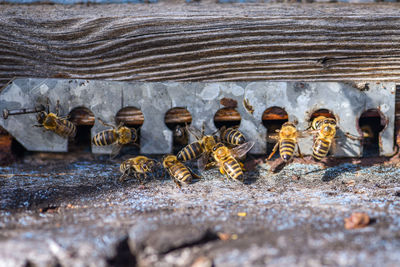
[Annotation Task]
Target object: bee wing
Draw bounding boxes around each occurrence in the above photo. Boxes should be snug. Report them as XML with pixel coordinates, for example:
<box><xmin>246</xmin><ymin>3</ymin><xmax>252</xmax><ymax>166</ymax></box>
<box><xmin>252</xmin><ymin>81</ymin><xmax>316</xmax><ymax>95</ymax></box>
<box><xmin>297</xmin><ymin>130</ymin><xmax>313</xmax><ymax>138</ymax></box>
<box><xmin>110</xmin><ymin>144</ymin><xmax>123</xmax><ymax>159</ymax></box>
<box><xmin>187</xmin><ymin>166</ymin><xmax>202</xmax><ymax>179</ymax></box>
<box><xmin>303</xmin><ymin>129</ymin><xmax>319</xmax><ymax>136</ymax></box>
<box><xmin>187</xmin><ymin>125</ymin><xmax>203</xmax><ymax>140</ymax></box>
<box><xmin>230</xmin><ymin>141</ymin><xmax>255</xmax><ymax>159</ymax></box>
<box><xmin>197</xmin><ymin>154</ymin><xmax>209</xmax><ymax>171</ymax></box>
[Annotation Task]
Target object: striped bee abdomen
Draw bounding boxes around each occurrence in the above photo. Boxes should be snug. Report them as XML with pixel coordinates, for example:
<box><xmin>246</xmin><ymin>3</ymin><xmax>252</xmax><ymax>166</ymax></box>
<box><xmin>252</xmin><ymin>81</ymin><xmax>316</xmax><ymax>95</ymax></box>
<box><xmin>279</xmin><ymin>139</ymin><xmax>295</xmax><ymax>162</ymax></box>
<box><xmin>92</xmin><ymin>129</ymin><xmax>118</xmax><ymax>146</ymax></box>
<box><xmin>222</xmin><ymin>128</ymin><xmax>245</xmax><ymax>145</ymax></box>
<box><xmin>312</xmin><ymin>138</ymin><xmax>331</xmax><ymax>161</ymax></box>
<box><xmin>56</xmin><ymin>119</ymin><xmax>77</xmax><ymax>138</ymax></box>
<box><xmin>177</xmin><ymin>141</ymin><xmax>203</xmax><ymax>162</ymax></box>
<box><xmin>223</xmin><ymin>158</ymin><xmax>243</xmax><ymax>181</ymax></box>
<box><xmin>170</xmin><ymin>163</ymin><xmax>192</xmax><ymax>183</ymax></box>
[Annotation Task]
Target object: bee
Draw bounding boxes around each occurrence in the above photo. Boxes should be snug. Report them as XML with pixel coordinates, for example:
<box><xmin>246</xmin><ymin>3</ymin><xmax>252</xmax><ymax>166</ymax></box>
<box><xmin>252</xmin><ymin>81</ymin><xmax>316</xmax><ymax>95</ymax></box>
<box><xmin>210</xmin><ymin>141</ymin><xmax>254</xmax><ymax>182</ymax></box>
<box><xmin>219</xmin><ymin>126</ymin><xmax>246</xmax><ymax>146</ymax></box>
<box><xmin>177</xmin><ymin>125</ymin><xmax>219</xmax><ymax>164</ymax></box>
<box><xmin>267</xmin><ymin>122</ymin><xmax>303</xmax><ymax>162</ymax></box>
<box><xmin>162</xmin><ymin>155</ymin><xmax>201</xmax><ymax>188</ymax></box>
<box><xmin>173</xmin><ymin>125</ymin><xmax>189</xmax><ymax>147</ymax></box>
<box><xmin>361</xmin><ymin>125</ymin><xmax>374</xmax><ymax>139</ymax></box>
<box><xmin>119</xmin><ymin>156</ymin><xmax>157</xmax><ymax>183</ymax></box>
<box><xmin>310</xmin><ymin>116</ymin><xmax>337</xmax><ymax>161</ymax></box>
<box><xmin>243</xmin><ymin>98</ymin><xmax>254</xmax><ymax>115</ymax></box>
<box><xmin>92</xmin><ymin>118</ymin><xmax>138</xmax><ymax>157</ymax></box>
<box><xmin>34</xmin><ymin>100</ymin><xmax>76</xmax><ymax>138</ymax></box>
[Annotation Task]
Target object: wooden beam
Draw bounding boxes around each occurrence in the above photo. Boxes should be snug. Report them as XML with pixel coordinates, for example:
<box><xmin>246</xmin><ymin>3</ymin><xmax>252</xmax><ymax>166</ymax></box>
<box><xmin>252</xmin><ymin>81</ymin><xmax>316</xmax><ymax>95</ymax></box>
<box><xmin>1</xmin><ymin>3</ymin><xmax>400</xmax><ymax>88</ymax></box>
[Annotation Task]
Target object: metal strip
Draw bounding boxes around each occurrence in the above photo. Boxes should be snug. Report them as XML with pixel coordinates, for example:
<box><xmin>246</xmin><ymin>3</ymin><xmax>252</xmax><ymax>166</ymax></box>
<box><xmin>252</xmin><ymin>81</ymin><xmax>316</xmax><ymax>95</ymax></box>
<box><xmin>0</xmin><ymin>79</ymin><xmax>395</xmax><ymax>156</ymax></box>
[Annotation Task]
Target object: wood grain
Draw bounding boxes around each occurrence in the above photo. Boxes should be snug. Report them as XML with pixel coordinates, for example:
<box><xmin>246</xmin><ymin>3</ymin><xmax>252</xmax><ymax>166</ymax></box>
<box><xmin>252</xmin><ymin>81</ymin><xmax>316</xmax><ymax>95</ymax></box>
<box><xmin>2</xmin><ymin>3</ymin><xmax>400</xmax><ymax>89</ymax></box>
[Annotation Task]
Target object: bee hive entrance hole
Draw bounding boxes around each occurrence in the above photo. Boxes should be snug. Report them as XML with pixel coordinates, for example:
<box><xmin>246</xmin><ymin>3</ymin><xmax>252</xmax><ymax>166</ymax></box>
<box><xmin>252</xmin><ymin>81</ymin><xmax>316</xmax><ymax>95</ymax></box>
<box><xmin>214</xmin><ymin>108</ymin><xmax>241</xmax><ymax>129</ymax></box>
<box><xmin>68</xmin><ymin>107</ymin><xmax>94</xmax><ymax>152</ymax></box>
<box><xmin>115</xmin><ymin>107</ymin><xmax>144</xmax><ymax>154</ymax></box>
<box><xmin>262</xmin><ymin>107</ymin><xmax>288</xmax><ymax>155</ymax></box>
<box><xmin>164</xmin><ymin>108</ymin><xmax>192</xmax><ymax>154</ymax></box>
<box><xmin>358</xmin><ymin>109</ymin><xmax>386</xmax><ymax>157</ymax></box>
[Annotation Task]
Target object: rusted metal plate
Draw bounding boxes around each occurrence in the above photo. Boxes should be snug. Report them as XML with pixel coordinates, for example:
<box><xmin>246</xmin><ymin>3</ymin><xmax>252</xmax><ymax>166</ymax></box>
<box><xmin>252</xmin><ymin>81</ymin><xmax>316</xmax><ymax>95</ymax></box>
<box><xmin>0</xmin><ymin>79</ymin><xmax>396</xmax><ymax>156</ymax></box>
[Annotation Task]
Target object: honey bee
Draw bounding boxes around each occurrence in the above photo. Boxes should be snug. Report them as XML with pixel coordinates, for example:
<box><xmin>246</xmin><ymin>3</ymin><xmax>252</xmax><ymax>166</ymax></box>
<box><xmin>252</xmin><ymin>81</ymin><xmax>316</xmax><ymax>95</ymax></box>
<box><xmin>361</xmin><ymin>125</ymin><xmax>374</xmax><ymax>139</ymax></box>
<box><xmin>34</xmin><ymin>100</ymin><xmax>76</xmax><ymax>138</ymax></box>
<box><xmin>243</xmin><ymin>98</ymin><xmax>254</xmax><ymax>115</ymax></box>
<box><xmin>177</xmin><ymin>125</ymin><xmax>219</xmax><ymax>164</ymax></box>
<box><xmin>219</xmin><ymin>126</ymin><xmax>246</xmax><ymax>146</ymax></box>
<box><xmin>119</xmin><ymin>156</ymin><xmax>157</xmax><ymax>183</ymax></box>
<box><xmin>267</xmin><ymin>122</ymin><xmax>303</xmax><ymax>162</ymax></box>
<box><xmin>210</xmin><ymin>141</ymin><xmax>254</xmax><ymax>182</ymax></box>
<box><xmin>92</xmin><ymin>118</ymin><xmax>138</xmax><ymax>157</ymax></box>
<box><xmin>173</xmin><ymin>125</ymin><xmax>189</xmax><ymax>148</ymax></box>
<box><xmin>310</xmin><ymin>116</ymin><xmax>337</xmax><ymax>161</ymax></box>
<box><xmin>162</xmin><ymin>155</ymin><xmax>201</xmax><ymax>188</ymax></box>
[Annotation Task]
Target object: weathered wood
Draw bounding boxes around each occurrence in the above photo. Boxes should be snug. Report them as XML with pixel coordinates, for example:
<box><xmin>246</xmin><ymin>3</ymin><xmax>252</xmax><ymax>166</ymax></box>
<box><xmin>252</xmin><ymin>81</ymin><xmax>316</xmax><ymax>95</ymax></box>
<box><xmin>2</xmin><ymin>3</ymin><xmax>400</xmax><ymax>88</ymax></box>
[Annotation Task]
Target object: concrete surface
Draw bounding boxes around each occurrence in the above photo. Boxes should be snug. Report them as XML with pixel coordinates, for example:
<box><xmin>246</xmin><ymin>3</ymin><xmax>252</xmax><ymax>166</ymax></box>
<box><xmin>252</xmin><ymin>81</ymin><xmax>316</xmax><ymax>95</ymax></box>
<box><xmin>0</xmin><ymin>153</ymin><xmax>400</xmax><ymax>266</ymax></box>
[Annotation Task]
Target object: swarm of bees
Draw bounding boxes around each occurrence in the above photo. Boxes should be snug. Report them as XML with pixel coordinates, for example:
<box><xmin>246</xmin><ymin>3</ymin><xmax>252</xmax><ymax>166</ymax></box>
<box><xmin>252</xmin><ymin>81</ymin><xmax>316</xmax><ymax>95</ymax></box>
<box><xmin>3</xmin><ymin>98</ymin><xmax>365</xmax><ymax>188</ymax></box>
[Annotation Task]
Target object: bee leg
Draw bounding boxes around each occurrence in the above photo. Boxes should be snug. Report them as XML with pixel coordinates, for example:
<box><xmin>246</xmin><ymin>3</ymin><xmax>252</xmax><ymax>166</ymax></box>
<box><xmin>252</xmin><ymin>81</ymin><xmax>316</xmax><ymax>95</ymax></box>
<box><xmin>188</xmin><ymin>167</ymin><xmax>202</xmax><ymax>179</ymax></box>
<box><xmin>204</xmin><ymin>162</ymin><xmax>217</xmax><ymax>170</ymax></box>
<box><xmin>297</xmin><ymin>144</ymin><xmax>303</xmax><ymax>159</ymax></box>
<box><xmin>55</xmin><ymin>100</ymin><xmax>60</xmax><ymax>116</ymax></box>
<box><xmin>119</xmin><ymin>173</ymin><xmax>127</xmax><ymax>183</ymax></box>
<box><xmin>119</xmin><ymin>168</ymin><xmax>131</xmax><ymax>183</ymax></box>
<box><xmin>239</xmin><ymin>161</ymin><xmax>246</xmax><ymax>171</ymax></box>
<box><xmin>136</xmin><ymin>173</ymin><xmax>144</xmax><ymax>185</ymax></box>
<box><xmin>219</xmin><ymin>167</ymin><xmax>226</xmax><ymax>175</ymax></box>
<box><xmin>46</xmin><ymin>97</ymin><xmax>50</xmax><ymax>114</ymax></box>
<box><xmin>173</xmin><ymin>178</ymin><xmax>182</xmax><ymax>189</ymax></box>
<box><xmin>344</xmin><ymin>132</ymin><xmax>363</xmax><ymax>140</ymax></box>
<box><xmin>33</xmin><ymin>124</ymin><xmax>43</xmax><ymax>128</ymax></box>
<box><xmin>97</xmin><ymin>118</ymin><xmax>116</xmax><ymax>129</ymax></box>
<box><xmin>131</xmin><ymin>142</ymin><xmax>140</xmax><ymax>148</ymax></box>
<box><xmin>59</xmin><ymin>114</ymin><xmax>71</xmax><ymax>120</ymax></box>
<box><xmin>141</xmin><ymin>173</ymin><xmax>148</xmax><ymax>184</ymax></box>
<box><xmin>201</xmin><ymin>122</ymin><xmax>205</xmax><ymax>137</ymax></box>
<box><xmin>267</xmin><ymin>142</ymin><xmax>279</xmax><ymax>161</ymax></box>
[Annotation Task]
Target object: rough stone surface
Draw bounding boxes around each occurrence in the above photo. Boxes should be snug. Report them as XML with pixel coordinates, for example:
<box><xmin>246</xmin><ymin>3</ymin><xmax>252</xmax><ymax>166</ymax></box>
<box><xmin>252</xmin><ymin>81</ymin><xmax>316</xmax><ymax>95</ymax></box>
<box><xmin>0</xmin><ymin>153</ymin><xmax>400</xmax><ymax>266</ymax></box>
<box><xmin>0</xmin><ymin>79</ymin><xmax>396</xmax><ymax>156</ymax></box>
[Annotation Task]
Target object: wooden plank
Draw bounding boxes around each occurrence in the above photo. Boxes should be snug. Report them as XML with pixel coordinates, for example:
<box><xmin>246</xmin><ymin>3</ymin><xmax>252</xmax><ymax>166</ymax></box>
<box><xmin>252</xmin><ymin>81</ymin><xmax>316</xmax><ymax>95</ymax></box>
<box><xmin>1</xmin><ymin>3</ymin><xmax>400</xmax><ymax>88</ymax></box>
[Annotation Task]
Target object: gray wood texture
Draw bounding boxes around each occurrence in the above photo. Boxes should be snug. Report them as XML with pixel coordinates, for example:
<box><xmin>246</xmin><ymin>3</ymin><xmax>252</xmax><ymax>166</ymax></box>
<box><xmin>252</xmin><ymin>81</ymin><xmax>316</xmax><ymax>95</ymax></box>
<box><xmin>1</xmin><ymin>3</ymin><xmax>400</xmax><ymax>88</ymax></box>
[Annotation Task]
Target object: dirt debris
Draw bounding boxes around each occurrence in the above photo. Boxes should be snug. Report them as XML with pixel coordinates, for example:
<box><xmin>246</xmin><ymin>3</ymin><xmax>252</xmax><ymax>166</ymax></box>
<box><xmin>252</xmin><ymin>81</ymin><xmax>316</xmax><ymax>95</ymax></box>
<box><xmin>344</xmin><ymin>212</ymin><xmax>371</xmax><ymax>230</ymax></box>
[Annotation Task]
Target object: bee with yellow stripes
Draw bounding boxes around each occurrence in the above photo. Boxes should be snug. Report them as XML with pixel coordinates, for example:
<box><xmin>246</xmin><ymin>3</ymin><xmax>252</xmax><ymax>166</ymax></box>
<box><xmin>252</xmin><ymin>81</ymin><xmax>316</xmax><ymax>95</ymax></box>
<box><xmin>162</xmin><ymin>155</ymin><xmax>201</xmax><ymax>188</ymax></box>
<box><xmin>92</xmin><ymin>118</ymin><xmax>137</xmax><ymax>158</ymax></box>
<box><xmin>209</xmin><ymin>141</ymin><xmax>254</xmax><ymax>182</ymax></box>
<box><xmin>34</xmin><ymin>99</ymin><xmax>77</xmax><ymax>138</ymax></box>
<box><xmin>219</xmin><ymin>126</ymin><xmax>246</xmax><ymax>146</ymax></box>
<box><xmin>267</xmin><ymin>122</ymin><xmax>303</xmax><ymax>162</ymax></box>
<box><xmin>119</xmin><ymin>156</ymin><xmax>158</xmax><ymax>183</ymax></box>
<box><xmin>310</xmin><ymin>116</ymin><xmax>337</xmax><ymax>161</ymax></box>
<box><xmin>177</xmin><ymin>125</ymin><xmax>219</xmax><ymax>165</ymax></box>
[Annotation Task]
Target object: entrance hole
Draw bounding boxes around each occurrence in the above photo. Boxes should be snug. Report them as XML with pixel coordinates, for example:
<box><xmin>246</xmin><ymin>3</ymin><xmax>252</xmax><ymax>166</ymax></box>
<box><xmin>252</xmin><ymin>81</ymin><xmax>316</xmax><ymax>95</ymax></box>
<box><xmin>68</xmin><ymin>107</ymin><xmax>94</xmax><ymax>152</ymax></box>
<box><xmin>358</xmin><ymin>109</ymin><xmax>386</xmax><ymax>157</ymax></box>
<box><xmin>214</xmin><ymin>108</ymin><xmax>241</xmax><ymax>129</ymax></box>
<box><xmin>164</xmin><ymin>107</ymin><xmax>193</xmax><ymax>154</ymax></box>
